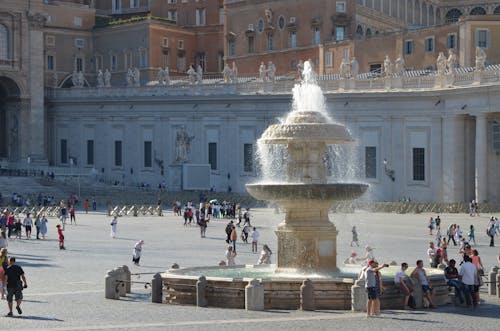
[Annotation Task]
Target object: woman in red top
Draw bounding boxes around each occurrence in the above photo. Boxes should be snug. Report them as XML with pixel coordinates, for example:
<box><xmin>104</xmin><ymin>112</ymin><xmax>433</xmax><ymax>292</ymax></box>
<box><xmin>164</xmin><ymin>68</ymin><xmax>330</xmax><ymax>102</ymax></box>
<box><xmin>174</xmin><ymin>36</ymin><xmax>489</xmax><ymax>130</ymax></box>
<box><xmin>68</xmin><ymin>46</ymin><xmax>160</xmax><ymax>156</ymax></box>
<box><xmin>56</xmin><ymin>224</ymin><xmax>65</xmax><ymax>250</ymax></box>
<box><xmin>6</xmin><ymin>213</ymin><xmax>14</xmax><ymax>238</ymax></box>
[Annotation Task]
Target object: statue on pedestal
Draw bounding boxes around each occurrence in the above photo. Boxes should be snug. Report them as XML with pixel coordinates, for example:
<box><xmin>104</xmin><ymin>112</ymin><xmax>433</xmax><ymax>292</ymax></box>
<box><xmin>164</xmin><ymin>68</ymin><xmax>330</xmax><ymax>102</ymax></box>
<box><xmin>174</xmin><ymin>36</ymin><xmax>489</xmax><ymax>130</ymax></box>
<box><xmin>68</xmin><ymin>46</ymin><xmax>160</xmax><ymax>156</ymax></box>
<box><xmin>259</xmin><ymin>62</ymin><xmax>267</xmax><ymax>81</ymax></box>
<box><xmin>50</xmin><ymin>72</ymin><xmax>58</xmax><ymax>87</ymax></box>
<box><xmin>126</xmin><ymin>68</ymin><xmax>134</xmax><ymax>87</ymax></box>
<box><xmin>475</xmin><ymin>47</ymin><xmax>486</xmax><ymax>71</ymax></box>
<box><xmin>383</xmin><ymin>55</ymin><xmax>392</xmax><ymax>76</ymax></box>
<box><xmin>104</xmin><ymin>69</ymin><xmax>111</xmax><ymax>87</ymax></box>
<box><xmin>395</xmin><ymin>56</ymin><xmax>405</xmax><ymax>76</ymax></box>
<box><xmin>267</xmin><ymin>61</ymin><xmax>276</xmax><ymax>82</ymax></box>
<box><xmin>340</xmin><ymin>58</ymin><xmax>349</xmax><ymax>78</ymax></box>
<box><xmin>175</xmin><ymin>126</ymin><xmax>195</xmax><ymax>163</ymax></box>
<box><xmin>297</xmin><ymin>60</ymin><xmax>304</xmax><ymax>81</ymax></box>
<box><xmin>133</xmin><ymin>67</ymin><xmax>140</xmax><ymax>87</ymax></box>
<box><xmin>446</xmin><ymin>49</ymin><xmax>457</xmax><ymax>73</ymax></box>
<box><xmin>157</xmin><ymin>67</ymin><xmax>165</xmax><ymax>85</ymax></box>
<box><xmin>71</xmin><ymin>70</ymin><xmax>78</xmax><ymax>87</ymax></box>
<box><xmin>187</xmin><ymin>65</ymin><xmax>196</xmax><ymax>84</ymax></box>
<box><xmin>97</xmin><ymin>69</ymin><xmax>104</xmax><ymax>88</ymax></box>
<box><xmin>436</xmin><ymin>52</ymin><xmax>447</xmax><ymax>77</ymax></box>
<box><xmin>196</xmin><ymin>65</ymin><xmax>203</xmax><ymax>84</ymax></box>
<box><xmin>350</xmin><ymin>57</ymin><xmax>359</xmax><ymax>78</ymax></box>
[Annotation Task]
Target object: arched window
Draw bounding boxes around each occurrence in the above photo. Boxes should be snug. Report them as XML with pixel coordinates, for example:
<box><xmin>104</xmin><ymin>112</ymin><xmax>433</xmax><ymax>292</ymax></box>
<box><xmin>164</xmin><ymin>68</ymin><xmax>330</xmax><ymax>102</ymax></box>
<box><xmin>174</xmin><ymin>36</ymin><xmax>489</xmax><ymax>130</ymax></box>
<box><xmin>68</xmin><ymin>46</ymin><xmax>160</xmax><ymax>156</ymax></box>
<box><xmin>0</xmin><ymin>24</ymin><xmax>8</xmax><ymax>60</ymax></box>
<box><xmin>436</xmin><ymin>8</ymin><xmax>441</xmax><ymax>23</ymax></box>
<box><xmin>445</xmin><ymin>8</ymin><xmax>462</xmax><ymax>23</ymax></box>
<box><xmin>356</xmin><ymin>25</ymin><xmax>364</xmax><ymax>38</ymax></box>
<box><xmin>366</xmin><ymin>28</ymin><xmax>372</xmax><ymax>37</ymax></box>
<box><xmin>495</xmin><ymin>6</ymin><xmax>500</xmax><ymax>14</ymax></box>
<box><xmin>429</xmin><ymin>5</ymin><xmax>434</xmax><ymax>26</ymax></box>
<box><xmin>470</xmin><ymin>7</ymin><xmax>486</xmax><ymax>15</ymax></box>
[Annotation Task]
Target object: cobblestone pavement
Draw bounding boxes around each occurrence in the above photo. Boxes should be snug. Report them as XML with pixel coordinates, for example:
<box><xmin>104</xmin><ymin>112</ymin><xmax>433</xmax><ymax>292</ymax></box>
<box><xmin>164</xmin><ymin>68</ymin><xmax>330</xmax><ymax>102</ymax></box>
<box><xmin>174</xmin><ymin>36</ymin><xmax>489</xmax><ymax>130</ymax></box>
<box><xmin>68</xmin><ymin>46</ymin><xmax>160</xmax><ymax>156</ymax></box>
<box><xmin>1</xmin><ymin>208</ymin><xmax>499</xmax><ymax>330</ymax></box>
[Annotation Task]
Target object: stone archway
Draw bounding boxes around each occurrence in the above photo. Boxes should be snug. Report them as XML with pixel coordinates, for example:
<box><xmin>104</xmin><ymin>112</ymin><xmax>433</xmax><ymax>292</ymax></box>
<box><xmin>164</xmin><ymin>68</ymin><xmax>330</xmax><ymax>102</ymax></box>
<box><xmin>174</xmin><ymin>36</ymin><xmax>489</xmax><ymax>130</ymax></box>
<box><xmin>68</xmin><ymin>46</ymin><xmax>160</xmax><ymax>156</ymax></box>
<box><xmin>0</xmin><ymin>76</ymin><xmax>21</xmax><ymax>160</ymax></box>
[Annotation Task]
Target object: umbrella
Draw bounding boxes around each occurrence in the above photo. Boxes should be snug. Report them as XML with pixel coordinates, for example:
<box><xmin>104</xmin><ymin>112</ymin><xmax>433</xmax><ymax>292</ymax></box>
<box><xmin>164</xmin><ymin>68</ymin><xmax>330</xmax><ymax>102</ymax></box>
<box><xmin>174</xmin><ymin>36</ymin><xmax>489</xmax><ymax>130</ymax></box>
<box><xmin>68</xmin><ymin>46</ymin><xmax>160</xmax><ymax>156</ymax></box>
<box><xmin>209</xmin><ymin>199</ymin><xmax>218</xmax><ymax>204</ymax></box>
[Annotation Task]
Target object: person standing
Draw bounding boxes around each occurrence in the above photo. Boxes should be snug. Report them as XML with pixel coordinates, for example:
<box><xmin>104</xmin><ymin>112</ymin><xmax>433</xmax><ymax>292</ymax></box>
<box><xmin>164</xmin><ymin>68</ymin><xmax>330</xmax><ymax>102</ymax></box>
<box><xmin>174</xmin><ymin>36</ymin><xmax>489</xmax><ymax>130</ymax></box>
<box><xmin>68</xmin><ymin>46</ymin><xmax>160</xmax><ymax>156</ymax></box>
<box><xmin>428</xmin><ymin>217</ymin><xmax>435</xmax><ymax>235</ymax></box>
<box><xmin>23</xmin><ymin>213</ymin><xmax>33</xmax><ymax>239</ymax></box>
<box><xmin>225</xmin><ymin>221</ymin><xmax>233</xmax><ymax>243</ymax></box>
<box><xmin>83</xmin><ymin>199</ymin><xmax>89</xmax><ymax>214</ymax></box>
<box><xmin>251</xmin><ymin>227</ymin><xmax>260</xmax><ymax>253</ymax></box>
<box><xmin>410</xmin><ymin>260</ymin><xmax>436</xmax><ymax>308</ymax></box>
<box><xmin>0</xmin><ymin>248</ymin><xmax>7</xmax><ymax>300</ymax></box>
<box><xmin>198</xmin><ymin>215</ymin><xmax>207</xmax><ymax>238</ymax></box>
<box><xmin>427</xmin><ymin>242</ymin><xmax>436</xmax><ymax>267</ymax></box>
<box><xmin>230</xmin><ymin>225</ymin><xmax>237</xmax><ymax>252</ymax></box>
<box><xmin>56</xmin><ymin>224</ymin><xmax>65</xmax><ymax>250</ymax></box>
<box><xmin>394</xmin><ymin>262</ymin><xmax>414</xmax><ymax>309</ymax></box>
<box><xmin>34</xmin><ymin>214</ymin><xmax>41</xmax><ymax>240</ymax></box>
<box><xmin>447</xmin><ymin>224</ymin><xmax>456</xmax><ymax>246</ymax></box>
<box><xmin>468</xmin><ymin>224</ymin><xmax>476</xmax><ymax>245</ymax></box>
<box><xmin>110</xmin><ymin>216</ymin><xmax>118</xmax><ymax>238</ymax></box>
<box><xmin>6</xmin><ymin>213</ymin><xmax>14</xmax><ymax>239</ymax></box>
<box><xmin>59</xmin><ymin>202</ymin><xmax>67</xmax><ymax>230</ymax></box>
<box><xmin>363</xmin><ymin>260</ymin><xmax>379</xmax><ymax>317</ymax></box>
<box><xmin>40</xmin><ymin>215</ymin><xmax>48</xmax><ymax>240</ymax></box>
<box><xmin>225</xmin><ymin>246</ymin><xmax>237</xmax><ymax>266</ymax></box>
<box><xmin>132</xmin><ymin>240</ymin><xmax>144</xmax><ymax>266</ymax></box>
<box><xmin>459</xmin><ymin>255</ymin><xmax>478</xmax><ymax>307</ymax></box>
<box><xmin>69</xmin><ymin>206</ymin><xmax>76</xmax><ymax>225</ymax></box>
<box><xmin>351</xmin><ymin>225</ymin><xmax>359</xmax><ymax>247</ymax></box>
<box><xmin>4</xmin><ymin>257</ymin><xmax>28</xmax><ymax>317</ymax></box>
<box><xmin>487</xmin><ymin>217</ymin><xmax>495</xmax><ymax>247</ymax></box>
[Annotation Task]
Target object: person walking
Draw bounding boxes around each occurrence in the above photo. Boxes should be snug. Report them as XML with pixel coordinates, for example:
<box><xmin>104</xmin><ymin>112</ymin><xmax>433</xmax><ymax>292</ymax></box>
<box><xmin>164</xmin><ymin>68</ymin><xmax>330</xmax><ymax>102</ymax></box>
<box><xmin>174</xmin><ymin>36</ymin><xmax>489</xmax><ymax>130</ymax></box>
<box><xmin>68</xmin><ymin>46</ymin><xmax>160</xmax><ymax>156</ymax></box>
<box><xmin>56</xmin><ymin>224</ymin><xmax>65</xmax><ymax>250</ymax></box>
<box><xmin>468</xmin><ymin>224</ymin><xmax>476</xmax><ymax>245</ymax></box>
<box><xmin>447</xmin><ymin>224</ymin><xmax>456</xmax><ymax>246</ymax></box>
<box><xmin>132</xmin><ymin>240</ymin><xmax>144</xmax><ymax>266</ymax></box>
<box><xmin>230</xmin><ymin>225</ymin><xmax>237</xmax><ymax>252</ymax></box>
<box><xmin>351</xmin><ymin>225</ymin><xmax>359</xmax><ymax>247</ymax></box>
<box><xmin>487</xmin><ymin>217</ymin><xmax>495</xmax><ymax>247</ymax></box>
<box><xmin>40</xmin><ymin>215</ymin><xmax>48</xmax><ymax>240</ymax></box>
<box><xmin>110</xmin><ymin>216</ymin><xmax>118</xmax><ymax>238</ymax></box>
<box><xmin>6</xmin><ymin>213</ymin><xmax>14</xmax><ymax>239</ymax></box>
<box><xmin>84</xmin><ymin>199</ymin><xmax>89</xmax><ymax>214</ymax></box>
<box><xmin>34</xmin><ymin>214</ymin><xmax>41</xmax><ymax>240</ymax></box>
<box><xmin>428</xmin><ymin>217</ymin><xmax>435</xmax><ymax>235</ymax></box>
<box><xmin>23</xmin><ymin>213</ymin><xmax>33</xmax><ymax>239</ymax></box>
<box><xmin>69</xmin><ymin>206</ymin><xmax>76</xmax><ymax>225</ymax></box>
<box><xmin>4</xmin><ymin>256</ymin><xmax>28</xmax><ymax>317</ymax></box>
<box><xmin>251</xmin><ymin>227</ymin><xmax>260</xmax><ymax>253</ymax></box>
<box><xmin>59</xmin><ymin>202</ymin><xmax>67</xmax><ymax>230</ymax></box>
<box><xmin>224</xmin><ymin>221</ymin><xmax>233</xmax><ymax>243</ymax></box>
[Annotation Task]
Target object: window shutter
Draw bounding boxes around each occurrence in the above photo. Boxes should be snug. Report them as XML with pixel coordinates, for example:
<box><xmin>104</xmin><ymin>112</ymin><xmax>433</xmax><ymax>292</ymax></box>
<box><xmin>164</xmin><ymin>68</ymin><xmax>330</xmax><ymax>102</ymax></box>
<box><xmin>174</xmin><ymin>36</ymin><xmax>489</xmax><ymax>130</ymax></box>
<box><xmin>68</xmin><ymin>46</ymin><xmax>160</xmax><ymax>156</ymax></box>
<box><xmin>487</xmin><ymin>30</ymin><xmax>491</xmax><ymax>48</ymax></box>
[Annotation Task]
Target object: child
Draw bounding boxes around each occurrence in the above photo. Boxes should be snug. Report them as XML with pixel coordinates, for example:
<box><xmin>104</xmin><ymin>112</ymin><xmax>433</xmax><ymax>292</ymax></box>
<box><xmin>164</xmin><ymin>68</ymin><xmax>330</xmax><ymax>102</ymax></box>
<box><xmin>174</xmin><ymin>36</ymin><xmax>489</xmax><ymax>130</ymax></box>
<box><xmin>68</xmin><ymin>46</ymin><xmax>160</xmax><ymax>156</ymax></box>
<box><xmin>56</xmin><ymin>224</ymin><xmax>65</xmax><ymax>250</ymax></box>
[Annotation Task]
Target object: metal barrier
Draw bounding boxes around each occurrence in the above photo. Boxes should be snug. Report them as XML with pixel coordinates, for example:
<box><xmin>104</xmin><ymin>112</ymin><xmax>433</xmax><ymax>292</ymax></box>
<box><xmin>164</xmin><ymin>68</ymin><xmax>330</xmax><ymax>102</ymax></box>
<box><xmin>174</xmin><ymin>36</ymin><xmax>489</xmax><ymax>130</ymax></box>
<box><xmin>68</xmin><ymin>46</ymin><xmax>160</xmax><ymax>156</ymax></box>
<box><xmin>108</xmin><ymin>204</ymin><xmax>163</xmax><ymax>217</ymax></box>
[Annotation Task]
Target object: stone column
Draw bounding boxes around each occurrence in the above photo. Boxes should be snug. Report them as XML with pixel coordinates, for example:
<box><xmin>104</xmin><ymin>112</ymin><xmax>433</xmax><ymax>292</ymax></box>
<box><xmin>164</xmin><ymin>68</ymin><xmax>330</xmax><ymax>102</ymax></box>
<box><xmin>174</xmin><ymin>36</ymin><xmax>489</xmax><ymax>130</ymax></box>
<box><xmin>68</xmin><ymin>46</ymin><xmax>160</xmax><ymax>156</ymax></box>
<box><xmin>27</xmin><ymin>13</ymin><xmax>47</xmax><ymax>163</ymax></box>
<box><xmin>474</xmin><ymin>114</ymin><xmax>488</xmax><ymax>203</ymax></box>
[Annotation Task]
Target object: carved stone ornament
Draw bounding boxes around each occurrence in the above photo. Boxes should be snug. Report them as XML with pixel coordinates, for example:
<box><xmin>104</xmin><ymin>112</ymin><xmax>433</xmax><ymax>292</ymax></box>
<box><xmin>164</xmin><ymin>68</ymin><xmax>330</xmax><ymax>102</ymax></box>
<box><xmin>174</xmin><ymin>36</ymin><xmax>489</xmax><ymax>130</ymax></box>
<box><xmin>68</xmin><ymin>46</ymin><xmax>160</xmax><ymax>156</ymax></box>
<box><xmin>27</xmin><ymin>11</ymin><xmax>48</xmax><ymax>29</ymax></box>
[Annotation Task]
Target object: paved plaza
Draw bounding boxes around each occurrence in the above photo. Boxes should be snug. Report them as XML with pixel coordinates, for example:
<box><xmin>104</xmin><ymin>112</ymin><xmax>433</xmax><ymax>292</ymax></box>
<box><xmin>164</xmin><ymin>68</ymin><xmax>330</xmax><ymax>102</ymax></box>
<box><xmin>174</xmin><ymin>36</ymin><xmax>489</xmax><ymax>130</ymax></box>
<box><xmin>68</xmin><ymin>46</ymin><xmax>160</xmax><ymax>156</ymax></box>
<box><xmin>1</xmin><ymin>207</ymin><xmax>499</xmax><ymax>330</ymax></box>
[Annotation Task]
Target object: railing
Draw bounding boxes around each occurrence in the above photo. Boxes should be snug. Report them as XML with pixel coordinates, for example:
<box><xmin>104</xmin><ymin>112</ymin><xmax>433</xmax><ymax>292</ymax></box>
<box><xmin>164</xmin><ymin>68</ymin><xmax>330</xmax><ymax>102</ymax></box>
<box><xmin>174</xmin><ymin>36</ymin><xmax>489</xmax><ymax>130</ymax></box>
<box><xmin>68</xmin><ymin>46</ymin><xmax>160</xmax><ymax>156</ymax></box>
<box><xmin>45</xmin><ymin>65</ymin><xmax>500</xmax><ymax>99</ymax></box>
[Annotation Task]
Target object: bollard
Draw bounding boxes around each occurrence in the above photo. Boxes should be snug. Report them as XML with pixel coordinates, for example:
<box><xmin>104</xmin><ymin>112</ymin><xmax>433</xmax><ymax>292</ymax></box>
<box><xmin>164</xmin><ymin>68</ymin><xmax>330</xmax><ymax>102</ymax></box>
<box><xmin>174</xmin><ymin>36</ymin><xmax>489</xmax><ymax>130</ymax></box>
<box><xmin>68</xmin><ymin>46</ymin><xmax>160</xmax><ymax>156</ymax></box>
<box><xmin>196</xmin><ymin>276</ymin><xmax>208</xmax><ymax>307</ymax></box>
<box><xmin>151</xmin><ymin>273</ymin><xmax>163</xmax><ymax>303</ymax></box>
<box><xmin>105</xmin><ymin>269</ymin><xmax>120</xmax><ymax>300</ymax></box>
<box><xmin>496</xmin><ymin>273</ymin><xmax>500</xmax><ymax>299</ymax></box>
<box><xmin>351</xmin><ymin>279</ymin><xmax>367</xmax><ymax>312</ymax></box>
<box><xmin>300</xmin><ymin>279</ymin><xmax>315</xmax><ymax>311</ymax></box>
<box><xmin>488</xmin><ymin>266</ymin><xmax>499</xmax><ymax>296</ymax></box>
<box><xmin>122</xmin><ymin>265</ymin><xmax>131</xmax><ymax>294</ymax></box>
<box><xmin>245</xmin><ymin>279</ymin><xmax>264</xmax><ymax>311</ymax></box>
<box><xmin>115</xmin><ymin>267</ymin><xmax>126</xmax><ymax>297</ymax></box>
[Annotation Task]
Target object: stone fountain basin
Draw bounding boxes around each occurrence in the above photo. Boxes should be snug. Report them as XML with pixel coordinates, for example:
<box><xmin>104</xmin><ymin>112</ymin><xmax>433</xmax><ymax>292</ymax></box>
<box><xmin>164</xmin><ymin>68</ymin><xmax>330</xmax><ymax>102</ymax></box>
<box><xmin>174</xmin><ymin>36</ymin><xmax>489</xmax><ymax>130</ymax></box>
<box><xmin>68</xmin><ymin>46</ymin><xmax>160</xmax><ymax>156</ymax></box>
<box><xmin>246</xmin><ymin>183</ymin><xmax>368</xmax><ymax>202</ymax></box>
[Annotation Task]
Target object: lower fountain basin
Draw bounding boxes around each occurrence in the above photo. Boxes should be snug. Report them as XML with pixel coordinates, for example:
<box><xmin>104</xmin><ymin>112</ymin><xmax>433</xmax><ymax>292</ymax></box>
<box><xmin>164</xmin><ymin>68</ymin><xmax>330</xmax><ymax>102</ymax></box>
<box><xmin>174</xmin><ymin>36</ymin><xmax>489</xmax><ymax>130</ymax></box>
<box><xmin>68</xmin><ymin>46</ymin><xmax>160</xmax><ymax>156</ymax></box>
<box><xmin>246</xmin><ymin>183</ymin><xmax>369</xmax><ymax>202</ymax></box>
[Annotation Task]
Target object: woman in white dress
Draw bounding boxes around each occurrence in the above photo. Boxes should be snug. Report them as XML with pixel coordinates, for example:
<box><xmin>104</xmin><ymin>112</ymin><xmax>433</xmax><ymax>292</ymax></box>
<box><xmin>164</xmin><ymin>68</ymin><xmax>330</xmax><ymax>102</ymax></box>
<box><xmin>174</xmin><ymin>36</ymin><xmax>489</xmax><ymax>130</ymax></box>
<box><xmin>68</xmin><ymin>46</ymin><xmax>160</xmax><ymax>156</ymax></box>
<box><xmin>110</xmin><ymin>216</ymin><xmax>118</xmax><ymax>238</ymax></box>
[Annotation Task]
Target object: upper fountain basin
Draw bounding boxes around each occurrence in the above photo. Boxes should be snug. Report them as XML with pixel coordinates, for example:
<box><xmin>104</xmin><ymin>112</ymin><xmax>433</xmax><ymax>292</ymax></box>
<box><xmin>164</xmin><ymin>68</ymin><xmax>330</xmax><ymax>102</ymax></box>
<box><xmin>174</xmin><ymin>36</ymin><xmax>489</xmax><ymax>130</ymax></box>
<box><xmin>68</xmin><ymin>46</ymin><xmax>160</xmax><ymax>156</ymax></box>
<box><xmin>259</xmin><ymin>111</ymin><xmax>353</xmax><ymax>144</ymax></box>
<box><xmin>245</xmin><ymin>183</ymin><xmax>368</xmax><ymax>202</ymax></box>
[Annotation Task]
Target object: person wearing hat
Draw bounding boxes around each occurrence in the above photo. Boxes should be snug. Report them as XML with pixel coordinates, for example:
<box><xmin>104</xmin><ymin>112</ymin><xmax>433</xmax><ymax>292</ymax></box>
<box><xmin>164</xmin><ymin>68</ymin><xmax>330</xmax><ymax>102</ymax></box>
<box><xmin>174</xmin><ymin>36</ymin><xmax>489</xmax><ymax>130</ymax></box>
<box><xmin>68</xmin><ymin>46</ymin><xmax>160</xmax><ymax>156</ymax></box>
<box><xmin>362</xmin><ymin>260</ymin><xmax>388</xmax><ymax>317</ymax></box>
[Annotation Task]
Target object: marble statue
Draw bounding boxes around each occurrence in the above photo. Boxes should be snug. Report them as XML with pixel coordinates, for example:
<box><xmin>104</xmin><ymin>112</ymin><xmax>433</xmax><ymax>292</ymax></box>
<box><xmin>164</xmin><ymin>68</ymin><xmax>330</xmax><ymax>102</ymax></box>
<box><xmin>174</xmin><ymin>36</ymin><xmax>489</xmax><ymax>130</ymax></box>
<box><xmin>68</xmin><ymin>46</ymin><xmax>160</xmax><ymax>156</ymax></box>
<box><xmin>446</xmin><ymin>49</ymin><xmax>457</xmax><ymax>73</ymax></box>
<box><xmin>77</xmin><ymin>71</ymin><xmax>85</xmax><ymax>87</ymax></box>
<box><xmin>383</xmin><ymin>55</ymin><xmax>392</xmax><ymax>76</ymax></box>
<box><xmin>259</xmin><ymin>62</ymin><xmax>267</xmax><ymax>81</ymax></box>
<box><xmin>164</xmin><ymin>67</ymin><xmax>170</xmax><ymax>85</ymax></box>
<box><xmin>175</xmin><ymin>126</ymin><xmax>195</xmax><ymax>163</ymax></box>
<box><xmin>50</xmin><ymin>72</ymin><xmax>58</xmax><ymax>88</ymax></box>
<box><xmin>340</xmin><ymin>58</ymin><xmax>349</xmax><ymax>78</ymax></box>
<box><xmin>267</xmin><ymin>61</ymin><xmax>276</xmax><ymax>82</ymax></box>
<box><xmin>196</xmin><ymin>65</ymin><xmax>203</xmax><ymax>84</ymax></box>
<box><xmin>395</xmin><ymin>56</ymin><xmax>405</xmax><ymax>76</ymax></box>
<box><xmin>350</xmin><ymin>57</ymin><xmax>359</xmax><ymax>77</ymax></box>
<box><xmin>222</xmin><ymin>63</ymin><xmax>231</xmax><ymax>83</ymax></box>
<box><xmin>231</xmin><ymin>62</ymin><xmax>238</xmax><ymax>83</ymax></box>
<box><xmin>104</xmin><ymin>69</ymin><xmax>111</xmax><ymax>87</ymax></box>
<box><xmin>71</xmin><ymin>70</ymin><xmax>78</xmax><ymax>87</ymax></box>
<box><xmin>157</xmin><ymin>67</ymin><xmax>165</xmax><ymax>85</ymax></box>
<box><xmin>126</xmin><ymin>68</ymin><xmax>134</xmax><ymax>87</ymax></box>
<box><xmin>297</xmin><ymin>60</ymin><xmax>304</xmax><ymax>81</ymax></box>
<box><xmin>475</xmin><ymin>47</ymin><xmax>486</xmax><ymax>71</ymax></box>
<box><xmin>187</xmin><ymin>65</ymin><xmax>196</xmax><ymax>84</ymax></box>
<box><xmin>265</xmin><ymin>9</ymin><xmax>273</xmax><ymax>27</ymax></box>
<box><xmin>133</xmin><ymin>67</ymin><xmax>140</xmax><ymax>87</ymax></box>
<box><xmin>97</xmin><ymin>69</ymin><xmax>104</xmax><ymax>88</ymax></box>
<box><xmin>437</xmin><ymin>52</ymin><xmax>447</xmax><ymax>76</ymax></box>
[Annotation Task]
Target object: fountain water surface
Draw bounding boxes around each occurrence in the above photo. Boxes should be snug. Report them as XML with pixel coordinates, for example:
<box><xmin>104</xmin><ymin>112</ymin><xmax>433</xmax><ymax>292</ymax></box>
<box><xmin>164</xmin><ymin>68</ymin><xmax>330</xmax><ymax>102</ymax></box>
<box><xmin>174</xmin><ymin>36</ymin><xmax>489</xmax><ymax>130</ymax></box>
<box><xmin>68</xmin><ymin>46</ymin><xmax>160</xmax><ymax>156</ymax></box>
<box><xmin>246</xmin><ymin>61</ymin><xmax>368</xmax><ymax>273</ymax></box>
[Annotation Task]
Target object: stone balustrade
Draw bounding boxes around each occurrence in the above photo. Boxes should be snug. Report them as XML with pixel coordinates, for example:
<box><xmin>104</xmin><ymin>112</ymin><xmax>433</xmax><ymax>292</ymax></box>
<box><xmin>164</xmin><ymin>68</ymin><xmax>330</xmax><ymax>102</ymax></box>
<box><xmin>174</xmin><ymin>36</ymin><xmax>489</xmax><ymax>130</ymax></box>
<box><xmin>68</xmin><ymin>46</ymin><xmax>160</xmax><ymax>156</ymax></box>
<box><xmin>46</xmin><ymin>65</ymin><xmax>500</xmax><ymax>99</ymax></box>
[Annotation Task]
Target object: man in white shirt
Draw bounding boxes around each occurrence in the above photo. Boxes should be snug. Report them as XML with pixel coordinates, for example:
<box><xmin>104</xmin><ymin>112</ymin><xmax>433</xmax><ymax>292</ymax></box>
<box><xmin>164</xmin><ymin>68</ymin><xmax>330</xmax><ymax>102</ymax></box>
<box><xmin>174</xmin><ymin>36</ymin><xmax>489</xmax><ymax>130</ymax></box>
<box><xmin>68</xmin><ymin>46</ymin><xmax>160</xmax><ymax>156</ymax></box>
<box><xmin>251</xmin><ymin>227</ymin><xmax>260</xmax><ymax>253</ymax></box>
<box><xmin>427</xmin><ymin>242</ymin><xmax>436</xmax><ymax>267</ymax></box>
<box><xmin>394</xmin><ymin>262</ymin><xmax>414</xmax><ymax>309</ymax></box>
<box><xmin>459</xmin><ymin>255</ymin><xmax>478</xmax><ymax>307</ymax></box>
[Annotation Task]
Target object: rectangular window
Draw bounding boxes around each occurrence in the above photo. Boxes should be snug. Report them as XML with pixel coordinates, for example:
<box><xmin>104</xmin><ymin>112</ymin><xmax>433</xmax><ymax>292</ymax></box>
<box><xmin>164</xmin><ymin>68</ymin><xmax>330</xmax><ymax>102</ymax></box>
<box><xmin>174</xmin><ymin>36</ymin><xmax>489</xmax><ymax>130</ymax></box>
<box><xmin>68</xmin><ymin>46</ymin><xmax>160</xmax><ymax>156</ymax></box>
<box><xmin>336</xmin><ymin>2</ymin><xmax>346</xmax><ymax>13</ymax></box>
<box><xmin>195</xmin><ymin>8</ymin><xmax>206</xmax><ymax>25</ymax></box>
<box><xmin>404</xmin><ymin>40</ymin><xmax>413</xmax><ymax>55</ymax></box>
<box><xmin>199</xmin><ymin>52</ymin><xmax>206</xmax><ymax>71</ymax></box>
<box><xmin>130</xmin><ymin>0</ymin><xmax>139</xmax><ymax>8</ymax></box>
<box><xmin>314</xmin><ymin>27</ymin><xmax>321</xmax><ymax>45</ymax></box>
<box><xmin>446</xmin><ymin>33</ymin><xmax>456</xmax><ymax>49</ymax></box>
<box><xmin>75</xmin><ymin>57</ymin><xmax>83</xmax><ymax>71</ymax></box>
<box><xmin>178</xmin><ymin>40</ymin><xmax>184</xmax><ymax>50</ymax></box>
<box><xmin>60</xmin><ymin>139</ymin><xmax>67</xmax><ymax>164</ymax></box>
<box><xmin>47</xmin><ymin>55</ymin><xmax>54</xmax><ymax>70</ymax></box>
<box><xmin>248</xmin><ymin>36</ymin><xmax>254</xmax><ymax>53</ymax></box>
<box><xmin>208</xmin><ymin>142</ymin><xmax>217</xmax><ymax>170</ymax></box>
<box><xmin>228</xmin><ymin>39</ymin><xmax>235</xmax><ymax>56</ymax></box>
<box><xmin>162</xmin><ymin>37</ymin><xmax>169</xmax><ymax>47</ymax></box>
<box><xmin>325</xmin><ymin>51</ymin><xmax>333</xmax><ymax>67</ymax></box>
<box><xmin>290</xmin><ymin>31</ymin><xmax>297</xmax><ymax>48</ymax></box>
<box><xmin>168</xmin><ymin>10</ymin><xmax>177</xmax><ymax>22</ymax></box>
<box><xmin>425</xmin><ymin>37</ymin><xmax>434</xmax><ymax>52</ymax></box>
<box><xmin>476</xmin><ymin>29</ymin><xmax>489</xmax><ymax>48</ymax></box>
<box><xmin>111</xmin><ymin>55</ymin><xmax>117</xmax><ymax>71</ymax></box>
<box><xmin>113</xmin><ymin>0</ymin><xmax>121</xmax><ymax>13</ymax></box>
<box><xmin>139</xmin><ymin>49</ymin><xmax>147</xmax><ymax>67</ymax></box>
<box><xmin>114</xmin><ymin>140</ymin><xmax>122</xmax><ymax>167</ymax></box>
<box><xmin>365</xmin><ymin>146</ymin><xmax>377</xmax><ymax>179</ymax></box>
<box><xmin>144</xmin><ymin>141</ymin><xmax>152</xmax><ymax>168</ymax></box>
<box><xmin>268</xmin><ymin>32</ymin><xmax>274</xmax><ymax>50</ymax></box>
<box><xmin>243</xmin><ymin>144</ymin><xmax>253</xmax><ymax>172</ymax></box>
<box><xmin>412</xmin><ymin>147</ymin><xmax>425</xmax><ymax>181</ymax></box>
<box><xmin>336</xmin><ymin>26</ymin><xmax>345</xmax><ymax>41</ymax></box>
<box><xmin>168</xmin><ymin>0</ymin><xmax>177</xmax><ymax>3</ymax></box>
<box><xmin>493</xmin><ymin>124</ymin><xmax>500</xmax><ymax>150</ymax></box>
<box><xmin>162</xmin><ymin>53</ymin><xmax>169</xmax><ymax>67</ymax></box>
<box><xmin>87</xmin><ymin>140</ymin><xmax>94</xmax><ymax>165</ymax></box>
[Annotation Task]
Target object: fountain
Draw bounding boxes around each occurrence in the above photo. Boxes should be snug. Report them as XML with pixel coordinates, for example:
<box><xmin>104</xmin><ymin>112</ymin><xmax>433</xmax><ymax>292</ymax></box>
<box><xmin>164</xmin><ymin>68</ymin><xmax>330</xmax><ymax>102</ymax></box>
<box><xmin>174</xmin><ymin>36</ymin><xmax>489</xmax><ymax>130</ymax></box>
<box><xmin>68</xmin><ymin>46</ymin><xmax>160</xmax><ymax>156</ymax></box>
<box><xmin>246</xmin><ymin>61</ymin><xmax>368</xmax><ymax>273</ymax></box>
<box><xmin>160</xmin><ymin>61</ymin><xmax>448</xmax><ymax>310</ymax></box>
